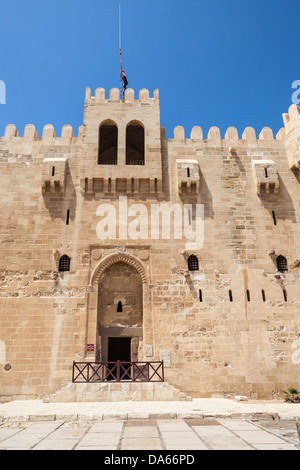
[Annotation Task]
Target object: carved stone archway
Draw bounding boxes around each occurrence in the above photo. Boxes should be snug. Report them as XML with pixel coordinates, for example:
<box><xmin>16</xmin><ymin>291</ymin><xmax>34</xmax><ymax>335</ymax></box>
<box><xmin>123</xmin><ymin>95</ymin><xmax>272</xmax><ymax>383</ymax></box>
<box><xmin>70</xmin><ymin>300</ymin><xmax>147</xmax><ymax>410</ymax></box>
<box><xmin>90</xmin><ymin>252</ymin><xmax>148</xmax><ymax>286</ymax></box>
<box><xmin>85</xmin><ymin>252</ymin><xmax>154</xmax><ymax>362</ymax></box>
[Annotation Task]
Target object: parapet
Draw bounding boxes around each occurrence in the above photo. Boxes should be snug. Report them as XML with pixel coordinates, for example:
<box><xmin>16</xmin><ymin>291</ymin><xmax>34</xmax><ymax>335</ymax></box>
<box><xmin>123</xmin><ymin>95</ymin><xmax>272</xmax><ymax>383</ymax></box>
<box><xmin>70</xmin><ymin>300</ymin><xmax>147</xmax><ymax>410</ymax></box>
<box><xmin>85</xmin><ymin>87</ymin><xmax>159</xmax><ymax>104</ymax></box>
<box><xmin>170</xmin><ymin>124</ymin><xmax>283</xmax><ymax>144</ymax></box>
<box><xmin>0</xmin><ymin>124</ymin><xmax>83</xmax><ymax>145</ymax></box>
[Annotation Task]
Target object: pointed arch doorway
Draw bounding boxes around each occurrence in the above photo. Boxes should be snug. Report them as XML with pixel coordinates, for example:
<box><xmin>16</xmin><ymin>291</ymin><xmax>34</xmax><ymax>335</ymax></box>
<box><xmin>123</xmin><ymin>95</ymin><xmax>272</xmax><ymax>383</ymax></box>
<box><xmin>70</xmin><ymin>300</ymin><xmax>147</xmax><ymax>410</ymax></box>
<box><xmin>96</xmin><ymin>261</ymin><xmax>143</xmax><ymax>363</ymax></box>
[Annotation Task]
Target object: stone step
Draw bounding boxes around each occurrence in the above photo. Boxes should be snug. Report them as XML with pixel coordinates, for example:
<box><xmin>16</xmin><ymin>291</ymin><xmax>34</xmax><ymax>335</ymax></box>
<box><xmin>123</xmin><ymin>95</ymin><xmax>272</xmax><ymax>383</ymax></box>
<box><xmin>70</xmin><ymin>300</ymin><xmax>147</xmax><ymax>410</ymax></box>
<box><xmin>45</xmin><ymin>381</ymin><xmax>192</xmax><ymax>403</ymax></box>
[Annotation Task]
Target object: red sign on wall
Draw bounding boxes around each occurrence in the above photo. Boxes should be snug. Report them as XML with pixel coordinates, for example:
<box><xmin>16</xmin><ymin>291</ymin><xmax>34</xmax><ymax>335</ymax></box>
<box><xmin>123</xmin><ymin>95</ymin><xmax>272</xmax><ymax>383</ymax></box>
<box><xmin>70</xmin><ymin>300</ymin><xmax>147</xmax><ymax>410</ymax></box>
<box><xmin>87</xmin><ymin>344</ymin><xmax>95</xmax><ymax>352</ymax></box>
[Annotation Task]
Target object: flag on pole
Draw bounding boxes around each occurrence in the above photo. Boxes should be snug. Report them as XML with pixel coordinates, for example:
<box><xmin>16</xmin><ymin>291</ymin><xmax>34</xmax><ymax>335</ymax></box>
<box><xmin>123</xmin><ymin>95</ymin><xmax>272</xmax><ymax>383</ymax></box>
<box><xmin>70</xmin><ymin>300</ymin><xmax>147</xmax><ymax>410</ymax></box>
<box><xmin>122</xmin><ymin>70</ymin><xmax>128</xmax><ymax>90</ymax></box>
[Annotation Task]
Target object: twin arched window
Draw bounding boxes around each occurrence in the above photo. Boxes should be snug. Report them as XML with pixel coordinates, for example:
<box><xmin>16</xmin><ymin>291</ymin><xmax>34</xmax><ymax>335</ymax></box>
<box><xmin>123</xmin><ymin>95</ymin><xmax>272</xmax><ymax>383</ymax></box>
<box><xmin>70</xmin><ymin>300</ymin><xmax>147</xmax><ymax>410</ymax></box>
<box><xmin>98</xmin><ymin>121</ymin><xmax>145</xmax><ymax>166</ymax></box>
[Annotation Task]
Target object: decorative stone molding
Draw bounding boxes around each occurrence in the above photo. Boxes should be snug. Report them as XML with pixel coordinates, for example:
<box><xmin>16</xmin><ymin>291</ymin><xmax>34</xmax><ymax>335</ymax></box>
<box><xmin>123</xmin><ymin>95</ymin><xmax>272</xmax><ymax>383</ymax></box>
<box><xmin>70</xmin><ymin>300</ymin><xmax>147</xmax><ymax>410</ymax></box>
<box><xmin>90</xmin><ymin>252</ymin><xmax>148</xmax><ymax>286</ymax></box>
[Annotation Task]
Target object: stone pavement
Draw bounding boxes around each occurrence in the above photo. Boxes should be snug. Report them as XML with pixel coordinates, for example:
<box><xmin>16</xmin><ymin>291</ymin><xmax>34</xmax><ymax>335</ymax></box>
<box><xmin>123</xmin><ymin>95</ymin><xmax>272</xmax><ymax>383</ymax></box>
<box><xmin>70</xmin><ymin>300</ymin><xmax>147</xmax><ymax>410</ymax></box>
<box><xmin>0</xmin><ymin>418</ymin><xmax>298</xmax><ymax>450</ymax></box>
<box><xmin>0</xmin><ymin>398</ymin><xmax>300</xmax><ymax>450</ymax></box>
<box><xmin>1</xmin><ymin>398</ymin><xmax>300</xmax><ymax>422</ymax></box>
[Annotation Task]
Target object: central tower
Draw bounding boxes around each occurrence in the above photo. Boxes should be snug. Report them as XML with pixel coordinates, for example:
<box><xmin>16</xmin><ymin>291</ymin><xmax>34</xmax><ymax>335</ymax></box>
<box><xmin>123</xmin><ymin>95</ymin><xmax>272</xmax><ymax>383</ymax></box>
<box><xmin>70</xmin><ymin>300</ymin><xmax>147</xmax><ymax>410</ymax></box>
<box><xmin>80</xmin><ymin>87</ymin><xmax>163</xmax><ymax>195</ymax></box>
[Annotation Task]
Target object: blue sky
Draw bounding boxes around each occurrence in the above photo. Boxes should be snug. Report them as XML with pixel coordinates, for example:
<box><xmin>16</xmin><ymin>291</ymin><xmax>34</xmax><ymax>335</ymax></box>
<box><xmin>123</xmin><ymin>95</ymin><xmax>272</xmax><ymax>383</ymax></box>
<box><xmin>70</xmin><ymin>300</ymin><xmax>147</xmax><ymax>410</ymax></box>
<box><xmin>0</xmin><ymin>0</ymin><xmax>299</xmax><ymax>139</ymax></box>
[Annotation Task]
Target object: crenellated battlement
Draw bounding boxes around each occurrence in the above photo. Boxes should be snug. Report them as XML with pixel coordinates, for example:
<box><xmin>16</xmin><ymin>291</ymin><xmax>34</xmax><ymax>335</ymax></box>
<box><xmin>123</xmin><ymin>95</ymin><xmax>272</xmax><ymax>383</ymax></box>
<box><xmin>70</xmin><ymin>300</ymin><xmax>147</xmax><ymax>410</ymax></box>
<box><xmin>172</xmin><ymin>124</ymin><xmax>285</xmax><ymax>143</ymax></box>
<box><xmin>85</xmin><ymin>87</ymin><xmax>159</xmax><ymax>104</ymax></box>
<box><xmin>0</xmin><ymin>123</ymin><xmax>84</xmax><ymax>144</ymax></box>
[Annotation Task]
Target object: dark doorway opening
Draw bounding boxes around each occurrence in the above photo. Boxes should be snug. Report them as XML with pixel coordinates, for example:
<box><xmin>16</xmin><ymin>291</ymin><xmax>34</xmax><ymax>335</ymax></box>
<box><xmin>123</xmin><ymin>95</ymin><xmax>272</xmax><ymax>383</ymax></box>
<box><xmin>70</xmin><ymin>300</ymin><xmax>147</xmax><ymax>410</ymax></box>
<box><xmin>108</xmin><ymin>337</ymin><xmax>131</xmax><ymax>381</ymax></box>
<box><xmin>108</xmin><ymin>337</ymin><xmax>131</xmax><ymax>362</ymax></box>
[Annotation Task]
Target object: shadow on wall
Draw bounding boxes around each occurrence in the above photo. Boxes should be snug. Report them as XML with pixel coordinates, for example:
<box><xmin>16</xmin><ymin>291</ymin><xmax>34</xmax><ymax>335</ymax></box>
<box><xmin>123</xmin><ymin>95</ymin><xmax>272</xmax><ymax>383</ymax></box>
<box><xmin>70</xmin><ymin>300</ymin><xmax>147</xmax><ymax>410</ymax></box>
<box><xmin>178</xmin><ymin>168</ymin><xmax>214</xmax><ymax>220</ymax></box>
<box><xmin>260</xmin><ymin>174</ymin><xmax>296</xmax><ymax>224</ymax></box>
<box><xmin>42</xmin><ymin>162</ymin><xmax>77</xmax><ymax>222</ymax></box>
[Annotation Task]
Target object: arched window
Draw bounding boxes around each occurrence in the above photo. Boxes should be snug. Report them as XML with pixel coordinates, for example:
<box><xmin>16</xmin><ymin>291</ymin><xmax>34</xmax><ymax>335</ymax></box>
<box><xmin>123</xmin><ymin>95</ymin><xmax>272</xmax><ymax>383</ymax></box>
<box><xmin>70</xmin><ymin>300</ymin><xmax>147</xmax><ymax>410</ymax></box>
<box><xmin>126</xmin><ymin>122</ymin><xmax>145</xmax><ymax>165</ymax></box>
<box><xmin>98</xmin><ymin>121</ymin><xmax>118</xmax><ymax>165</ymax></box>
<box><xmin>59</xmin><ymin>255</ymin><xmax>71</xmax><ymax>272</ymax></box>
<box><xmin>276</xmin><ymin>255</ymin><xmax>288</xmax><ymax>273</ymax></box>
<box><xmin>117</xmin><ymin>301</ymin><xmax>123</xmax><ymax>313</ymax></box>
<box><xmin>188</xmin><ymin>255</ymin><xmax>199</xmax><ymax>272</ymax></box>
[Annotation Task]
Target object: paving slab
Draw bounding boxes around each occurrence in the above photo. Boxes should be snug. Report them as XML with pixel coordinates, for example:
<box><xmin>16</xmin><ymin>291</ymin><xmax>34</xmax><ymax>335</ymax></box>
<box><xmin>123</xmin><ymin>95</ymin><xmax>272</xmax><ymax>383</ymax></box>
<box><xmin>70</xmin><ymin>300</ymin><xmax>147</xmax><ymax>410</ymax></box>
<box><xmin>34</xmin><ymin>439</ymin><xmax>79</xmax><ymax>451</ymax></box>
<box><xmin>45</xmin><ymin>427</ymin><xmax>88</xmax><ymax>440</ymax></box>
<box><xmin>0</xmin><ymin>413</ymin><xmax>299</xmax><ymax>450</ymax></box>
<box><xmin>79</xmin><ymin>432</ymin><xmax>121</xmax><ymax>448</ymax></box>
<box><xmin>121</xmin><ymin>437</ymin><xmax>163</xmax><ymax>450</ymax></box>
<box><xmin>0</xmin><ymin>429</ymin><xmax>20</xmax><ymax>441</ymax></box>
<box><xmin>218</xmin><ymin>419</ymin><xmax>261</xmax><ymax>431</ymax></box>
<box><xmin>199</xmin><ymin>434</ymin><xmax>254</xmax><ymax>451</ymax></box>
<box><xmin>76</xmin><ymin>446</ymin><xmax>119</xmax><ymax>451</ymax></box>
<box><xmin>193</xmin><ymin>425</ymin><xmax>236</xmax><ymax>437</ymax></box>
<box><xmin>233</xmin><ymin>430</ymin><xmax>290</xmax><ymax>445</ymax></box>
<box><xmin>18</xmin><ymin>421</ymin><xmax>63</xmax><ymax>434</ymax></box>
<box><xmin>157</xmin><ymin>419</ymin><xmax>191</xmax><ymax>432</ymax></box>
<box><xmin>123</xmin><ymin>426</ymin><xmax>159</xmax><ymax>438</ymax></box>
<box><xmin>253</xmin><ymin>444</ymin><xmax>298</xmax><ymax>451</ymax></box>
<box><xmin>89</xmin><ymin>421</ymin><xmax>123</xmax><ymax>433</ymax></box>
<box><xmin>0</xmin><ymin>433</ymin><xmax>45</xmax><ymax>449</ymax></box>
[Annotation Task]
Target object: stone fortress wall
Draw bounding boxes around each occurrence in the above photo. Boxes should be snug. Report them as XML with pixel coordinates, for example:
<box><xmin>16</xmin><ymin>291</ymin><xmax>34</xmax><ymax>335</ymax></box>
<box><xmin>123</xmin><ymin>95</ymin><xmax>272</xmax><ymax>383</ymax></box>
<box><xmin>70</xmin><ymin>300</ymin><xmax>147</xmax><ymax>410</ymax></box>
<box><xmin>0</xmin><ymin>86</ymin><xmax>300</xmax><ymax>401</ymax></box>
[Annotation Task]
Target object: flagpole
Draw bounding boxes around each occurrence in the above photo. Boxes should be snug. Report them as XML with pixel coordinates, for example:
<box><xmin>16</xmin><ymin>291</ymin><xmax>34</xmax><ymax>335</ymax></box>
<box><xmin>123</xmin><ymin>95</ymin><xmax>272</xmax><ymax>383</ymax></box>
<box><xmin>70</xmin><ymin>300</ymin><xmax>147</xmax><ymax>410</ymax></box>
<box><xmin>119</xmin><ymin>4</ymin><xmax>123</xmax><ymax>100</ymax></box>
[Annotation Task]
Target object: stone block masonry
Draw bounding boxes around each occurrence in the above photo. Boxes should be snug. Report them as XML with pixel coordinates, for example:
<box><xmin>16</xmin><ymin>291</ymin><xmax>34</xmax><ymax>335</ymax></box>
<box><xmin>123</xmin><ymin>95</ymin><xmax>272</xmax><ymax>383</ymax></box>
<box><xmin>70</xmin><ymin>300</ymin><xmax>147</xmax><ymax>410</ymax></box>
<box><xmin>0</xmin><ymin>88</ymin><xmax>300</xmax><ymax>401</ymax></box>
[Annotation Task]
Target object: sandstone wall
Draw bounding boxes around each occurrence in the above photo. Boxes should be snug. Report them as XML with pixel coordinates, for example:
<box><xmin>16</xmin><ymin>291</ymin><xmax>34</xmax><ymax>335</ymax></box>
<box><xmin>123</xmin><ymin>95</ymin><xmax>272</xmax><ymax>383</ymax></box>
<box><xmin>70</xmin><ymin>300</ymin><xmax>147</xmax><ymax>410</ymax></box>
<box><xmin>0</xmin><ymin>90</ymin><xmax>299</xmax><ymax>400</ymax></box>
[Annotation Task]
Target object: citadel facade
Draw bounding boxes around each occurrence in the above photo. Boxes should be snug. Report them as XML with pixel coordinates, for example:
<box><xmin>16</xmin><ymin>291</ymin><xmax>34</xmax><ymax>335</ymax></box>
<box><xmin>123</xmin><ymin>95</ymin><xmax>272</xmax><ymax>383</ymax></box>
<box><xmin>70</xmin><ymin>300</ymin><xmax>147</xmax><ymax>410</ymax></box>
<box><xmin>0</xmin><ymin>87</ymin><xmax>300</xmax><ymax>401</ymax></box>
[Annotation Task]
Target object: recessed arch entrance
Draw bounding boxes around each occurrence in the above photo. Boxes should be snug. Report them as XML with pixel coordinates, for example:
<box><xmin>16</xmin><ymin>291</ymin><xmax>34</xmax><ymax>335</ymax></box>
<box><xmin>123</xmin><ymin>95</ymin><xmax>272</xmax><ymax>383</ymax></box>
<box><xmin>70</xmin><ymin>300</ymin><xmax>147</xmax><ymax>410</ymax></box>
<box><xmin>86</xmin><ymin>252</ymin><xmax>154</xmax><ymax>363</ymax></box>
<box><xmin>97</xmin><ymin>261</ymin><xmax>143</xmax><ymax>362</ymax></box>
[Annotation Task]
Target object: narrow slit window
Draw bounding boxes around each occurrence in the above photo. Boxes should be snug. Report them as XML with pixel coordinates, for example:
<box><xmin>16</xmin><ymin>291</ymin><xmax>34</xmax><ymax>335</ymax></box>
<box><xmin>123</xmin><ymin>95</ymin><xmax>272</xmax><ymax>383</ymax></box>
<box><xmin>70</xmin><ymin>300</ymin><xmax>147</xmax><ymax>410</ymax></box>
<box><xmin>265</xmin><ymin>167</ymin><xmax>269</xmax><ymax>178</ymax></box>
<box><xmin>262</xmin><ymin>290</ymin><xmax>266</xmax><ymax>302</ymax></box>
<box><xmin>187</xmin><ymin>168</ymin><xmax>190</xmax><ymax>178</ymax></box>
<box><xmin>188</xmin><ymin>255</ymin><xmax>199</xmax><ymax>271</ymax></box>
<box><xmin>117</xmin><ymin>301</ymin><xmax>123</xmax><ymax>313</ymax></box>
<box><xmin>199</xmin><ymin>290</ymin><xmax>203</xmax><ymax>302</ymax></box>
<box><xmin>246</xmin><ymin>290</ymin><xmax>250</xmax><ymax>302</ymax></box>
<box><xmin>283</xmin><ymin>289</ymin><xmax>288</xmax><ymax>302</ymax></box>
<box><xmin>229</xmin><ymin>290</ymin><xmax>233</xmax><ymax>302</ymax></box>
<box><xmin>52</xmin><ymin>166</ymin><xmax>55</xmax><ymax>177</ymax></box>
<box><xmin>272</xmin><ymin>211</ymin><xmax>277</xmax><ymax>226</ymax></box>
<box><xmin>66</xmin><ymin>210</ymin><xmax>70</xmax><ymax>225</ymax></box>
<box><xmin>59</xmin><ymin>255</ymin><xmax>71</xmax><ymax>272</ymax></box>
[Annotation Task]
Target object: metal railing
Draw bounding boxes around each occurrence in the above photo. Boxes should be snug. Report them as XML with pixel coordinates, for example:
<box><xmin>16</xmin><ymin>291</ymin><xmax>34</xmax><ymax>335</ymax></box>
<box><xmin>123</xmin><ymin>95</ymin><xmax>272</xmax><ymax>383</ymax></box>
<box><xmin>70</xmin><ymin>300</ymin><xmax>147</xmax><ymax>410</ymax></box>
<box><xmin>72</xmin><ymin>360</ymin><xmax>164</xmax><ymax>383</ymax></box>
<box><xmin>126</xmin><ymin>160</ymin><xmax>145</xmax><ymax>166</ymax></box>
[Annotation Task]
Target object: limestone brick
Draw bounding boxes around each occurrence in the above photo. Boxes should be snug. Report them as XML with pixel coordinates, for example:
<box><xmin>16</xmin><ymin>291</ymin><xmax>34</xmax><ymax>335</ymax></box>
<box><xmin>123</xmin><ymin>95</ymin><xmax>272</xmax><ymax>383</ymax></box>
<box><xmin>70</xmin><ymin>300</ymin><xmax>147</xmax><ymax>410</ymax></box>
<box><xmin>0</xmin><ymin>89</ymin><xmax>300</xmax><ymax>401</ymax></box>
